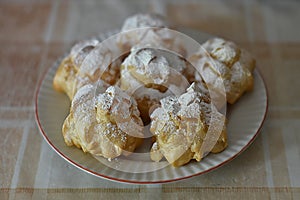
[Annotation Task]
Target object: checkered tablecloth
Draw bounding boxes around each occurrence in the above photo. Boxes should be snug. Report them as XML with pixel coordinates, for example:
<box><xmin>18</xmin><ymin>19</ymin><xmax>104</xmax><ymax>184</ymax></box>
<box><xmin>1</xmin><ymin>0</ymin><xmax>300</xmax><ymax>199</ymax></box>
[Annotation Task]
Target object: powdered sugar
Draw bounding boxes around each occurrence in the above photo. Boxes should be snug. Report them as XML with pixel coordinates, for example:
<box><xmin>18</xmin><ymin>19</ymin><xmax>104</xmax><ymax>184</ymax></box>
<box><xmin>121</xmin><ymin>13</ymin><xmax>166</xmax><ymax>31</ymax></box>
<box><xmin>79</xmin><ymin>45</ymin><xmax>113</xmax><ymax>78</ymax></box>
<box><xmin>72</xmin><ymin>84</ymin><xmax>95</xmax><ymax>108</ymax></box>
<box><xmin>71</xmin><ymin>81</ymin><xmax>109</xmax><ymax>123</ymax></box>
<box><xmin>97</xmin><ymin>86</ymin><xmax>129</xmax><ymax>112</ymax></box>
<box><xmin>118</xmin><ymin>14</ymin><xmax>187</xmax><ymax>57</ymax></box>
<box><xmin>63</xmin><ymin>82</ymin><xmax>144</xmax><ymax>159</ymax></box>
<box><xmin>154</xmin><ymin>83</ymin><xmax>209</xmax><ymax>120</ymax></box>
<box><xmin>122</xmin><ymin>47</ymin><xmax>187</xmax><ymax>85</ymax></box>
<box><xmin>96</xmin><ymin>86</ymin><xmax>144</xmax><ymax>138</ymax></box>
<box><xmin>70</xmin><ymin>39</ymin><xmax>99</xmax><ymax>61</ymax></box>
<box><xmin>160</xmin><ymin>96</ymin><xmax>181</xmax><ymax>115</ymax></box>
<box><xmin>189</xmin><ymin>37</ymin><xmax>255</xmax><ymax>104</ymax></box>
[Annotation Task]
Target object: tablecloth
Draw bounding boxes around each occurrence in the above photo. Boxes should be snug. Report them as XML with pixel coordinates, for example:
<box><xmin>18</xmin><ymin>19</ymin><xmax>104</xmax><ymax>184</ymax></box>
<box><xmin>1</xmin><ymin>0</ymin><xmax>300</xmax><ymax>199</ymax></box>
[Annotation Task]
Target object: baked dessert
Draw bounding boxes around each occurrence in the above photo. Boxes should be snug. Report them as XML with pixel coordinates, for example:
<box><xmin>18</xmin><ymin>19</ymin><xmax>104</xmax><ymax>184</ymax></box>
<box><xmin>62</xmin><ymin>81</ymin><xmax>144</xmax><ymax>159</ymax></box>
<box><xmin>150</xmin><ymin>83</ymin><xmax>227</xmax><ymax>167</ymax></box>
<box><xmin>53</xmin><ymin>39</ymin><xmax>121</xmax><ymax>100</ymax></box>
<box><xmin>189</xmin><ymin>38</ymin><xmax>256</xmax><ymax>105</ymax></box>
<box><xmin>53</xmin><ymin>13</ymin><xmax>259</xmax><ymax>166</ymax></box>
<box><xmin>120</xmin><ymin>46</ymin><xmax>193</xmax><ymax>123</ymax></box>
<box><xmin>118</xmin><ymin>13</ymin><xmax>186</xmax><ymax>56</ymax></box>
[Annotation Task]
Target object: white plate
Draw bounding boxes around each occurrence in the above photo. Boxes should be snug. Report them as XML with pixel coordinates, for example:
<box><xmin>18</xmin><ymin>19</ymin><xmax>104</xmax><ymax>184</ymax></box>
<box><xmin>35</xmin><ymin>30</ymin><xmax>268</xmax><ymax>184</ymax></box>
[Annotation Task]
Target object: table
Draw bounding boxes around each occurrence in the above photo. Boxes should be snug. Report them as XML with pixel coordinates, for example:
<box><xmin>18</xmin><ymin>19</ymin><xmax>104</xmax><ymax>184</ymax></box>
<box><xmin>1</xmin><ymin>0</ymin><xmax>300</xmax><ymax>199</ymax></box>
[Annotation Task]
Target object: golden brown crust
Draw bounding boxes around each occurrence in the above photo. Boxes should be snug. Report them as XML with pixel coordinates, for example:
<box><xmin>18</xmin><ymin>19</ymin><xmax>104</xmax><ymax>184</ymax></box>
<box><xmin>62</xmin><ymin>83</ymin><xmax>144</xmax><ymax>159</ymax></box>
<box><xmin>53</xmin><ymin>58</ymin><xmax>78</xmax><ymax>99</ymax></box>
<box><xmin>136</xmin><ymin>96</ymin><xmax>160</xmax><ymax>125</ymax></box>
<box><xmin>189</xmin><ymin>38</ymin><xmax>256</xmax><ymax>105</ymax></box>
<box><xmin>53</xmin><ymin>39</ymin><xmax>122</xmax><ymax>100</ymax></box>
<box><xmin>150</xmin><ymin>83</ymin><xmax>228</xmax><ymax>167</ymax></box>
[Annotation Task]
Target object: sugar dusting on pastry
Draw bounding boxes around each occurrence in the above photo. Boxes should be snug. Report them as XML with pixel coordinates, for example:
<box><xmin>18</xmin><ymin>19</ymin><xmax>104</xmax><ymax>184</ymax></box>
<box><xmin>190</xmin><ymin>37</ymin><xmax>255</xmax><ymax>105</ymax></box>
<box><xmin>54</xmin><ymin>13</ymin><xmax>259</xmax><ymax>165</ymax></box>
<box><xmin>96</xmin><ymin>86</ymin><xmax>144</xmax><ymax>138</ymax></box>
<box><xmin>150</xmin><ymin>82</ymin><xmax>227</xmax><ymax>166</ymax></box>
<box><xmin>118</xmin><ymin>13</ymin><xmax>186</xmax><ymax>56</ymax></box>
<box><xmin>121</xmin><ymin>13</ymin><xmax>166</xmax><ymax>31</ymax></box>
<box><xmin>70</xmin><ymin>39</ymin><xmax>100</xmax><ymax>63</ymax></box>
<box><xmin>62</xmin><ymin>82</ymin><xmax>144</xmax><ymax>159</ymax></box>
<box><xmin>53</xmin><ymin>37</ymin><xmax>122</xmax><ymax>100</ymax></box>
<box><xmin>151</xmin><ymin>83</ymin><xmax>207</xmax><ymax>126</ymax></box>
<box><xmin>122</xmin><ymin>47</ymin><xmax>185</xmax><ymax>85</ymax></box>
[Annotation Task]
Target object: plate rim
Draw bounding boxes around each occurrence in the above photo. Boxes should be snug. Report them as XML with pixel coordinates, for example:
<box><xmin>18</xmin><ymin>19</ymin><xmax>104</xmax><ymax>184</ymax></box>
<box><xmin>34</xmin><ymin>42</ymin><xmax>269</xmax><ymax>185</ymax></box>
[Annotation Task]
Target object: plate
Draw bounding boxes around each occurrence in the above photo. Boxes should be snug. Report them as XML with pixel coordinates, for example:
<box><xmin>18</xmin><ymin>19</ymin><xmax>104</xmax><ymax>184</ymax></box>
<box><xmin>35</xmin><ymin>30</ymin><xmax>268</xmax><ymax>184</ymax></box>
